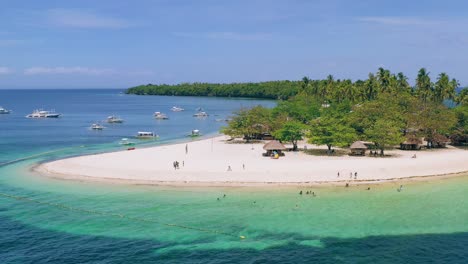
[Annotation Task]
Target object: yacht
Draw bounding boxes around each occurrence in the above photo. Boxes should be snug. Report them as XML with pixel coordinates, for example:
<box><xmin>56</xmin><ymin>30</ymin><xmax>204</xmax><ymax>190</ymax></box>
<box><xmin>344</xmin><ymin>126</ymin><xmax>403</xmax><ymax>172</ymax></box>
<box><xmin>26</xmin><ymin>109</ymin><xmax>61</xmax><ymax>118</ymax></box>
<box><xmin>171</xmin><ymin>106</ymin><xmax>184</xmax><ymax>112</ymax></box>
<box><xmin>189</xmin><ymin>129</ymin><xmax>201</xmax><ymax>137</ymax></box>
<box><xmin>119</xmin><ymin>138</ymin><xmax>135</xmax><ymax>145</ymax></box>
<box><xmin>107</xmin><ymin>115</ymin><xmax>124</xmax><ymax>123</ymax></box>
<box><xmin>154</xmin><ymin>112</ymin><xmax>169</xmax><ymax>120</ymax></box>
<box><xmin>193</xmin><ymin>111</ymin><xmax>209</xmax><ymax>117</ymax></box>
<box><xmin>91</xmin><ymin>123</ymin><xmax>105</xmax><ymax>130</ymax></box>
<box><xmin>136</xmin><ymin>131</ymin><xmax>158</xmax><ymax>139</ymax></box>
<box><xmin>0</xmin><ymin>106</ymin><xmax>10</xmax><ymax>114</ymax></box>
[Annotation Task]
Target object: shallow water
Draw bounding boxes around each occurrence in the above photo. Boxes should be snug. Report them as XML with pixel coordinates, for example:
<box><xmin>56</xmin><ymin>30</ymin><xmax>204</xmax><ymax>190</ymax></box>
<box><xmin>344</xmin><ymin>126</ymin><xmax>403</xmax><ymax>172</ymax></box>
<box><xmin>0</xmin><ymin>90</ymin><xmax>467</xmax><ymax>263</ymax></box>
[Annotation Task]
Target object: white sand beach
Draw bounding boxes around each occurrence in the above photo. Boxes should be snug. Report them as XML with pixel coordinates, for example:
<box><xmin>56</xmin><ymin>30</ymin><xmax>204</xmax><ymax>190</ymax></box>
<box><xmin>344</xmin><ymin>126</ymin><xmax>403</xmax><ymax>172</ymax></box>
<box><xmin>36</xmin><ymin>136</ymin><xmax>468</xmax><ymax>186</ymax></box>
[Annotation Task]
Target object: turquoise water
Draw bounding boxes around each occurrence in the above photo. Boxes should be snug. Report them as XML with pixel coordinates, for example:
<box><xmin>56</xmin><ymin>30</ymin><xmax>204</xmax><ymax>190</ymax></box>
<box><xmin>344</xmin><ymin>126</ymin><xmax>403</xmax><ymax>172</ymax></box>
<box><xmin>1</xmin><ymin>90</ymin><xmax>467</xmax><ymax>263</ymax></box>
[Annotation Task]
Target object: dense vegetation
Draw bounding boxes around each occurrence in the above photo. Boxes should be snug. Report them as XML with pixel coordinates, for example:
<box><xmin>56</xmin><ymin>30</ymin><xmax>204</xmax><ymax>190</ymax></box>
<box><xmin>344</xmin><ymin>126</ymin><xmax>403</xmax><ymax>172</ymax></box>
<box><xmin>126</xmin><ymin>81</ymin><xmax>301</xmax><ymax>100</ymax></box>
<box><xmin>220</xmin><ymin>68</ymin><xmax>468</xmax><ymax>155</ymax></box>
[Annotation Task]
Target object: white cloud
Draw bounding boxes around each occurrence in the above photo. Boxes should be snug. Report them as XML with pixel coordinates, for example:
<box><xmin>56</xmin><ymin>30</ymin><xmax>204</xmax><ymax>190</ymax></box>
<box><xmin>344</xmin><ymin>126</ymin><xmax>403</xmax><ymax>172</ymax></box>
<box><xmin>24</xmin><ymin>67</ymin><xmax>116</xmax><ymax>75</ymax></box>
<box><xmin>356</xmin><ymin>16</ymin><xmax>439</xmax><ymax>26</ymax></box>
<box><xmin>173</xmin><ymin>31</ymin><xmax>272</xmax><ymax>41</ymax></box>
<box><xmin>0</xmin><ymin>67</ymin><xmax>13</xmax><ymax>75</ymax></box>
<box><xmin>46</xmin><ymin>9</ymin><xmax>132</xmax><ymax>29</ymax></box>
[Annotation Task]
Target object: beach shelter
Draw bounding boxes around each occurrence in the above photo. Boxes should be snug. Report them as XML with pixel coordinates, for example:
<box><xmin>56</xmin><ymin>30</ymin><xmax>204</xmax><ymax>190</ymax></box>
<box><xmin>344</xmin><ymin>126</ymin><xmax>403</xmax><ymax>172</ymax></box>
<box><xmin>350</xmin><ymin>141</ymin><xmax>367</xmax><ymax>156</ymax></box>
<box><xmin>263</xmin><ymin>140</ymin><xmax>287</xmax><ymax>157</ymax></box>
<box><xmin>400</xmin><ymin>136</ymin><xmax>423</xmax><ymax>150</ymax></box>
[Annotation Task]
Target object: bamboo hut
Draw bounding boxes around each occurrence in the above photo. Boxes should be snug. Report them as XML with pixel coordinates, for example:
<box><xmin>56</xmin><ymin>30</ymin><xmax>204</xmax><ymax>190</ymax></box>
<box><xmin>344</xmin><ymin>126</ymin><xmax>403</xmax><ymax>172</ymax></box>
<box><xmin>400</xmin><ymin>136</ymin><xmax>423</xmax><ymax>150</ymax></box>
<box><xmin>350</xmin><ymin>141</ymin><xmax>367</xmax><ymax>156</ymax></box>
<box><xmin>263</xmin><ymin>140</ymin><xmax>287</xmax><ymax>157</ymax></box>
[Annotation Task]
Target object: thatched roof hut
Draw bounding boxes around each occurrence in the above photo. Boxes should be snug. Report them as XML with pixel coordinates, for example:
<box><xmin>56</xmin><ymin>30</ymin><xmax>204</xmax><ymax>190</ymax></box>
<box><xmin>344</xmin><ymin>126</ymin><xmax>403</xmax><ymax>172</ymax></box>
<box><xmin>350</xmin><ymin>141</ymin><xmax>367</xmax><ymax>156</ymax></box>
<box><xmin>401</xmin><ymin>135</ymin><xmax>423</xmax><ymax>150</ymax></box>
<box><xmin>350</xmin><ymin>141</ymin><xmax>367</xmax><ymax>149</ymax></box>
<box><xmin>263</xmin><ymin>140</ymin><xmax>287</xmax><ymax>157</ymax></box>
<box><xmin>263</xmin><ymin>140</ymin><xmax>287</xmax><ymax>150</ymax></box>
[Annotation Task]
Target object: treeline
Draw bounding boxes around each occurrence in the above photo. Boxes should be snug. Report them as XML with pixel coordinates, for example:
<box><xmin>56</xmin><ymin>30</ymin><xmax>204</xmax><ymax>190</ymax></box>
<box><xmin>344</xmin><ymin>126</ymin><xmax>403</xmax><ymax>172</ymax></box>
<box><xmin>126</xmin><ymin>81</ymin><xmax>302</xmax><ymax>100</ymax></box>
<box><xmin>126</xmin><ymin>68</ymin><xmax>467</xmax><ymax>104</ymax></box>
<box><xmin>221</xmin><ymin>68</ymin><xmax>468</xmax><ymax>154</ymax></box>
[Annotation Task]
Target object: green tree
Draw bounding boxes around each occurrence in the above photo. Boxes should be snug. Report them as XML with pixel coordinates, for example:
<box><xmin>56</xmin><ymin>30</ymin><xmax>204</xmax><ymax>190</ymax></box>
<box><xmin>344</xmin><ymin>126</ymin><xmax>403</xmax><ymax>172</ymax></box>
<box><xmin>407</xmin><ymin>102</ymin><xmax>457</xmax><ymax>147</ymax></box>
<box><xmin>273</xmin><ymin>121</ymin><xmax>306</xmax><ymax>151</ymax></box>
<box><xmin>416</xmin><ymin>68</ymin><xmax>433</xmax><ymax>103</ymax></box>
<box><xmin>455</xmin><ymin>88</ymin><xmax>468</xmax><ymax>105</ymax></box>
<box><xmin>365</xmin><ymin>119</ymin><xmax>405</xmax><ymax>156</ymax></box>
<box><xmin>434</xmin><ymin>73</ymin><xmax>451</xmax><ymax>103</ymax></box>
<box><xmin>221</xmin><ymin>106</ymin><xmax>273</xmax><ymax>141</ymax></box>
<box><xmin>308</xmin><ymin>103</ymin><xmax>357</xmax><ymax>153</ymax></box>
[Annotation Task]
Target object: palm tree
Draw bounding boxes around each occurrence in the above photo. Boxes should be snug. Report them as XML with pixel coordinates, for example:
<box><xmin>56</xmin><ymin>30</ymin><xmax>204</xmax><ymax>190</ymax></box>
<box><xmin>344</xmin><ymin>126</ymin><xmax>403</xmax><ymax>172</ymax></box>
<box><xmin>434</xmin><ymin>73</ymin><xmax>450</xmax><ymax>103</ymax></box>
<box><xmin>364</xmin><ymin>73</ymin><xmax>378</xmax><ymax>100</ymax></box>
<box><xmin>377</xmin><ymin>67</ymin><xmax>391</xmax><ymax>92</ymax></box>
<box><xmin>396</xmin><ymin>72</ymin><xmax>411</xmax><ymax>93</ymax></box>
<box><xmin>416</xmin><ymin>68</ymin><xmax>433</xmax><ymax>103</ymax></box>
<box><xmin>448</xmin><ymin>78</ymin><xmax>459</xmax><ymax>100</ymax></box>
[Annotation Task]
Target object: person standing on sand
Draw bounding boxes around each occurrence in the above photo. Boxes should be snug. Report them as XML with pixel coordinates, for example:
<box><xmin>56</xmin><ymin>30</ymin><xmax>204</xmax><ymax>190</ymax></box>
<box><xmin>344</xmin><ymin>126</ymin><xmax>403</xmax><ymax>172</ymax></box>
<box><xmin>227</xmin><ymin>165</ymin><xmax>232</xmax><ymax>171</ymax></box>
<box><xmin>242</xmin><ymin>164</ymin><xmax>245</xmax><ymax>170</ymax></box>
<box><xmin>337</xmin><ymin>172</ymin><xmax>340</xmax><ymax>177</ymax></box>
<box><xmin>185</xmin><ymin>144</ymin><xmax>188</xmax><ymax>154</ymax></box>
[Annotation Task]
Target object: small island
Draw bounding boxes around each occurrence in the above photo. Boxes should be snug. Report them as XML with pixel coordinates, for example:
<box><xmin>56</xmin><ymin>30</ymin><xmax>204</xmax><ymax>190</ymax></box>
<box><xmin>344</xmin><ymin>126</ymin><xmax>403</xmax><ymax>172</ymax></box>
<box><xmin>38</xmin><ymin>68</ymin><xmax>468</xmax><ymax>186</ymax></box>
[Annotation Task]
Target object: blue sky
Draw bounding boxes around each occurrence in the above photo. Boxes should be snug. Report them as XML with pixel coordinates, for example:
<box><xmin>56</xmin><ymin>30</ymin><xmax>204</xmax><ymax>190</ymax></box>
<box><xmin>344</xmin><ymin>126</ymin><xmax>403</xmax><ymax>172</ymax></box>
<box><xmin>1</xmin><ymin>0</ymin><xmax>468</xmax><ymax>88</ymax></box>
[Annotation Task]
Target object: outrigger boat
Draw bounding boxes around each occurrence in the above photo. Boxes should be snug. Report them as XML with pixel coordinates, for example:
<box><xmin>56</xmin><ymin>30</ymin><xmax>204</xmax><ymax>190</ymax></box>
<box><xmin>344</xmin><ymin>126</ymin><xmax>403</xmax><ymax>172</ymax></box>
<box><xmin>154</xmin><ymin>112</ymin><xmax>169</xmax><ymax>120</ymax></box>
<box><xmin>107</xmin><ymin>115</ymin><xmax>124</xmax><ymax>123</ymax></box>
<box><xmin>188</xmin><ymin>129</ymin><xmax>201</xmax><ymax>137</ymax></box>
<box><xmin>136</xmin><ymin>131</ymin><xmax>158</xmax><ymax>139</ymax></box>
<box><xmin>0</xmin><ymin>106</ymin><xmax>11</xmax><ymax>114</ymax></box>
<box><xmin>193</xmin><ymin>111</ymin><xmax>209</xmax><ymax>117</ymax></box>
<box><xmin>91</xmin><ymin>123</ymin><xmax>105</xmax><ymax>130</ymax></box>
<box><xmin>171</xmin><ymin>106</ymin><xmax>184</xmax><ymax>112</ymax></box>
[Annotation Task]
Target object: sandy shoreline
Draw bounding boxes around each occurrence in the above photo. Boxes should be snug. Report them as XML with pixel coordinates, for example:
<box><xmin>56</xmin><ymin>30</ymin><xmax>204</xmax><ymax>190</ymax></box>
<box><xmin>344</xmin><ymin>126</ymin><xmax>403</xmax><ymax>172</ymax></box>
<box><xmin>35</xmin><ymin>135</ymin><xmax>468</xmax><ymax>187</ymax></box>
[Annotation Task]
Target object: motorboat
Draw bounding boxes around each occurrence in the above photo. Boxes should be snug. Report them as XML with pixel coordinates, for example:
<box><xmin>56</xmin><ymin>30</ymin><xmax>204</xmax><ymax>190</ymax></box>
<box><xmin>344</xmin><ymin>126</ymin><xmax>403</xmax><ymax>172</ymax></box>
<box><xmin>154</xmin><ymin>112</ymin><xmax>169</xmax><ymax>120</ymax></box>
<box><xmin>107</xmin><ymin>115</ymin><xmax>124</xmax><ymax>123</ymax></box>
<box><xmin>189</xmin><ymin>129</ymin><xmax>201</xmax><ymax>137</ymax></box>
<box><xmin>136</xmin><ymin>131</ymin><xmax>158</xmax><ymax>139</ymax></box>
<box><xmin>119</xmin><ymin>138</ymin><xmax>135</xmax><ymax>145</ymax></box>
<box><xmin>0</xmin><ymin>106</ymin><xmax>11</xmax><ymax>114</ymax></box>
<box><xmin>193</xmin><ymin>111</ymin><xmax>209</xmax><ymax>117</ymax></box>
<box><xmin>171</xmin><ymin>106</ymin><xmax>184</xmax><ymax>112</ymax></box>
<box><xmin>91</xmin><ymin>123</ymin><xmax>105</xmax><ymax>130</ymax></box>
<box><xmin>26</xmin><ymin>109</ymin><xmax>61</xmax><ymax>118</ymax></box>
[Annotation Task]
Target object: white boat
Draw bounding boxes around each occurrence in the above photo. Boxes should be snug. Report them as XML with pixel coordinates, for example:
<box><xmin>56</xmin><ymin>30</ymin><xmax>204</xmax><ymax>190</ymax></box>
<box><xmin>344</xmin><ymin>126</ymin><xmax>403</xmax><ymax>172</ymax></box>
<box><xmin>107</xmin><ymin>115</ymin><xmax>124</xmax><ymax>123</ymax></box>
<box><xmin>189</xmin><ymin>129</ymin><xmax>201</xmax><ymax>137</ymax></box>
<box><xmin>154</xmin><ymin>112</ymin><xmax>169</xmax><ymax>120</ymax></box>
<box><xmin>136</xmin><ymin>131</ymin><xmax>157</xmax><ymax>139</ymax></box>
<box><xmin>26</xmin><ymin>109</ymin><xmax>61</xmax><ymax>118</ymax></box>
<box><xmin>171</xmin><ymin>106</ymin><xmax>184</xmax><ymax>112</ymax></box>
<box><xmin>119</xmin><ymin>138</ymin><xmax>135</xmax><ymax>145</ymax></box>
<box><xmin>91</xmin><ymin>123</ymin><xmax>105</xmax><ymax>130</ymax></box>
<box><xmin>193</xmin><ymin>111</ymin><xmax>209</xmax><ymax>117</ymax></box>
<box><xmin>0</xmin><ymin>106</ymin><xmax>11</xmax><ymax>114</ymax></box>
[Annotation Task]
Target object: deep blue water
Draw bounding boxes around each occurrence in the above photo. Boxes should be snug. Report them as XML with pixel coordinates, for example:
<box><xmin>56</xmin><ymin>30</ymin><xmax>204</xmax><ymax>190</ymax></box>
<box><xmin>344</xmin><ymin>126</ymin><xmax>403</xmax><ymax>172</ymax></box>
<box><xmin>0</xmin><ymin>89</ymin><xmax>275</xmax><ymax>163</ymax></box>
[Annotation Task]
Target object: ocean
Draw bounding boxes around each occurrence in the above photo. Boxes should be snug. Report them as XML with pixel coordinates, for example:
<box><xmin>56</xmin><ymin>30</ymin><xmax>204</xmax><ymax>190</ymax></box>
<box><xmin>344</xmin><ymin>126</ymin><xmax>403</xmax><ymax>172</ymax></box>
<box><xmin>0</xmin><ymin>89</ymin><xmax>467</xmax><ymax>263</ymax></box>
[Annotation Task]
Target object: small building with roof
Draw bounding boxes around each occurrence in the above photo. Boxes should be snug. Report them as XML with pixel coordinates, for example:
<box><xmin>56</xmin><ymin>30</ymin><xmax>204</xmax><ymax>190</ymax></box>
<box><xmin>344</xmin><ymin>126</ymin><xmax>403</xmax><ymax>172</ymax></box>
<box><xmin>400</xmin><ymin>136</ymin><xmax>425</xmax><ymax>150</ymax></box>
<box><xmin>350</xmin><ymin>141</ymin><xmax>368</xmax><ymax>156</ymax></box>
<box><xmin>263</xmin><ymin>140</ymin><xmax>287</xmax><ymax>157</ymax></box>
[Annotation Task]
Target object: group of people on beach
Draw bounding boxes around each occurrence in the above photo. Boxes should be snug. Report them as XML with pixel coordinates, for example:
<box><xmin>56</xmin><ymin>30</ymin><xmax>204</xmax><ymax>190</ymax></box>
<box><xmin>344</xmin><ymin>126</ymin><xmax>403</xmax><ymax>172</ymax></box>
<box><xmin>337</xmin><ymin>171</ymin><xmax>359</xmax><ymax>179</ymax></box>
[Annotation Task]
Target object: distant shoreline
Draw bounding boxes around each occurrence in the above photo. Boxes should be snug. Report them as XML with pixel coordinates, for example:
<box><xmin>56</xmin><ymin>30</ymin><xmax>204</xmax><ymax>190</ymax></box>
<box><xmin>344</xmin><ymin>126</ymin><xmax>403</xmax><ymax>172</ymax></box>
<box><xmin>35</xmin><ymin>136</ymin><xmax>468</xmax><ymax>187</ymax></box>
